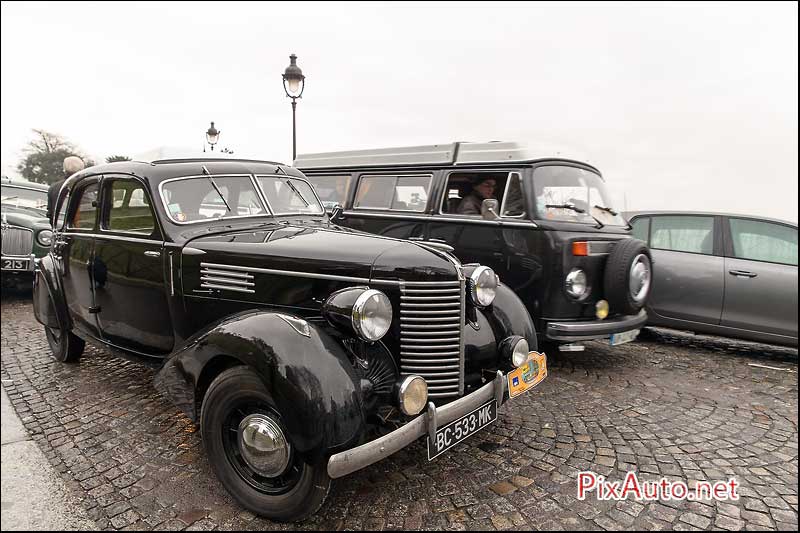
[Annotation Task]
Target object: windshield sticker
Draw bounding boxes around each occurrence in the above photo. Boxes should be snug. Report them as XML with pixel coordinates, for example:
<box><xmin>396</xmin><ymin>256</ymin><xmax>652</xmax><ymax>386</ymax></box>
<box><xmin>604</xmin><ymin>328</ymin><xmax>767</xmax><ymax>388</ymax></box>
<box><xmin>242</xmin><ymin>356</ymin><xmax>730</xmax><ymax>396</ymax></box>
<box><xmin>175</xmin><ymin>212</ymin><xmax>187</xmax><ymax>222</ymax></box>
<box><xmin>168</xmin><ymin>203</ymin><xmax>182</xmax><ymax>214</ymax></box>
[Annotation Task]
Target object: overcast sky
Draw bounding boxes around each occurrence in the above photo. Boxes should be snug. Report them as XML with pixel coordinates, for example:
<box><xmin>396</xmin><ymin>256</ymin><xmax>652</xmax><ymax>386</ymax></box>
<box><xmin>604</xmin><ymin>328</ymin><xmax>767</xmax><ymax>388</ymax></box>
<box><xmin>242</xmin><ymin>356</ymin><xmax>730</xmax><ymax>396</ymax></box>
<box><xmin>1</xmin><ymin>1</ymin><xmax>797</xmax><ymax>221</ymax></box>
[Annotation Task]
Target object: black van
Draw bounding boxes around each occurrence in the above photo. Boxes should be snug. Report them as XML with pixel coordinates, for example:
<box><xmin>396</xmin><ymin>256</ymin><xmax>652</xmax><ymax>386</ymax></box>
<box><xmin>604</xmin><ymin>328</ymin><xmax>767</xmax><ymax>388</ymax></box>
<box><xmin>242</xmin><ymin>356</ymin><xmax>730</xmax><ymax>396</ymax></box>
<box><xmin>296</xmin><ymin>141</ymin><xmax>652</xmax><ymax>351</ymax></box>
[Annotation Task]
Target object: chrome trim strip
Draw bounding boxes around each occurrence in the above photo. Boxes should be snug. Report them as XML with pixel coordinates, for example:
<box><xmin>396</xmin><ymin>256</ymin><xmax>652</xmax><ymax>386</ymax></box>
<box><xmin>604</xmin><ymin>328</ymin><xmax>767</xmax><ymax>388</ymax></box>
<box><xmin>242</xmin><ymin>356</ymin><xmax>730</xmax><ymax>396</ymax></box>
<box><xmin>200</xmin><ymin>268</ymin><xmax>253</xmax><ymax>279</ymax></box>
<box><xmin>400</xmin><ymin>353</ymin><xmax>460</xmax><ymax>358</ymax></box>
<box><xmin>168</xmin><ymin>251</ymin><xmax>174</xmax><ymax>296</ymax></box>
<box><xmin>200</xmin><ymin>283</ymin><xmax>255</xmax><ymax>294</ymax></box>
<box><xmin>327</xmin><ymin>371</ymin><xmax>508</xmax><ymax>478</ymax></box>
<box><xmin>200</xmin><ymin>276</ymin><xmax>255</xmax><ymax>286</ymax></box>
<box><xmin>199</xmin><ymin>261</ymin><xmax>374</xmax><ymax>284</ymax></box>
<box><xmin>63</xmin><ymin>232</ymin><xmax>161</xmax><ymax>245</ymax></box>
<box><xmin>428</xmin><ymin>391</ymin><xmax>460</xmax><ymax>398</ymax></box>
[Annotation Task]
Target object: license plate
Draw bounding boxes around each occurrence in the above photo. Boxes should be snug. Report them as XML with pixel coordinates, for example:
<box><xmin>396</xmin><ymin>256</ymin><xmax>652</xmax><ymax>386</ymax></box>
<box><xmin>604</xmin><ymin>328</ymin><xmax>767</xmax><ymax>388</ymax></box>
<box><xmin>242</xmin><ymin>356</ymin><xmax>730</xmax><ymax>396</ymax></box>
<box><xmin>507</xmin><ymin>351</ymin><xmax>548</xmax><ymax>399</ymax></box>
<box><xmin>427</xmin><ymin>400</ymin><xmax>497</xmax><ymax>460</ymax></box>
<box><xmin>1</xmin><ymin>258</ymin><xmax>30</xmax><ymax>271</ymax></box>
<box><xmin>610</xmin><ymin>329</ymin><xmax>640</xmax><ymax>346</ymax></box>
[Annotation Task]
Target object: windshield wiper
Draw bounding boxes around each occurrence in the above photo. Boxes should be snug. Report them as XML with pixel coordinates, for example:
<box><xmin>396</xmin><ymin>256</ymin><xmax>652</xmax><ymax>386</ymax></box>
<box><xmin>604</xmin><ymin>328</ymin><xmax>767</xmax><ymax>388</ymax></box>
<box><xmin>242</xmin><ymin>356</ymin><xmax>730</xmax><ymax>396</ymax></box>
<box><xmin>284</xmin><ymin>179</ymin><xmax>310</xmax><ymax>207</ymax></box>
<box><xmin>545</xmin><ymin>203</ymin><xmax>604</xmax><ymax>228</ymax></box>
<box><xmin>207</xmin><ymin>177</ymin><xmax>232</xmax><ymax>214</ymax></box>
<box><xmin>594</xmin><ymin>204</ymin><xmax>618</xmax><ymax>216</ymax></box>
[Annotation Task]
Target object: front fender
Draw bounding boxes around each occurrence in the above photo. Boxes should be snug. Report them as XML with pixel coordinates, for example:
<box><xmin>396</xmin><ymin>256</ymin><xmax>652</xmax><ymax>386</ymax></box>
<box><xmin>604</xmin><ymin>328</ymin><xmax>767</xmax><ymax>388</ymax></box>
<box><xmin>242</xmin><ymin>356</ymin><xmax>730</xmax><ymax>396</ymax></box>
<box><xmin>485</xmin><ymin>282</ymin><xmax>538</xmax><ymax>352</ymax></box>
<box><xmin>32</xmin><ymin>255</ymin><xmax>67</xmax><ymax>330</ymax></box>
<box><xmin>153</xmin><ymin>311</ymin><xmax>365</xmax><ymax>461</ymax></box>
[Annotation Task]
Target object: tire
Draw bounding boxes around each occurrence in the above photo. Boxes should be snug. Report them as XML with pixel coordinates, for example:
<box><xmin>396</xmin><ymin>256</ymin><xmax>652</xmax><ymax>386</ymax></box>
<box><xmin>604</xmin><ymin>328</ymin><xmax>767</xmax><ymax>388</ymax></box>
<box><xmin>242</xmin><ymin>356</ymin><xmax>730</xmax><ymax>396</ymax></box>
<box><xmin>200</xmin><ymin>366</ymin><xmax>331</xmax><ymax>522</ymax></box>
<box><xmin>45</xmin><ymin>325</ymin><xmax>85</xmax><ymax>363</ymax></box>
<box><xmin>603</xmin><ymin>238</ymin><xmax>652</xmax><ymax>316</ymax></box>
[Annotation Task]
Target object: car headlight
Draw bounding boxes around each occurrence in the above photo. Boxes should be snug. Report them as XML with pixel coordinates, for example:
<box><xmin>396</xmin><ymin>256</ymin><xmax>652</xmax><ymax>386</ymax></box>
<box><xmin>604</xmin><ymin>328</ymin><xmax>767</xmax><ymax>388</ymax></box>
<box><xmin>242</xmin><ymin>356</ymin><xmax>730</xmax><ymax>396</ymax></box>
<box><xmin>37</xmin><ymin>229</ymin><xmax>53</xmax><ymax>247</ymax></box>
<box><xmin>565</xmin><ymin>268</ymin><xmax>589</xmax><ymax>299</ymax></box>
<box><xmin>323</xmin><ymin>287</ymin><xmax>393</xmax><ymax>342</ymax></box>
<box><xmin>501</xmin><ymin>336</ymin><xmax>530</xmax><ymax>368</ymax></box>
<box><xmin>395</xmin><ymin>375</ymin><xmax>428</xmax><ymax>416</ymax></box>
<box><xmin>469</xmin><ymin>266</ymin><xmax>498</xmax><ymax>307</ymax></box>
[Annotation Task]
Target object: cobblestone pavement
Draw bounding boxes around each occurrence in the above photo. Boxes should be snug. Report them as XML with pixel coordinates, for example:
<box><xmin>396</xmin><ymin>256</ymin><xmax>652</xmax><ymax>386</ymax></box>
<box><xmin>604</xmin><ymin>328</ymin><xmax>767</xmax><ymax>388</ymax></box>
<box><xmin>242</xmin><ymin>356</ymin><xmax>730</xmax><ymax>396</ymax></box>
<box><xmin>2</xmin><ymin>290</ymin><xmax>797</xmax><ymax>531</ymax></box>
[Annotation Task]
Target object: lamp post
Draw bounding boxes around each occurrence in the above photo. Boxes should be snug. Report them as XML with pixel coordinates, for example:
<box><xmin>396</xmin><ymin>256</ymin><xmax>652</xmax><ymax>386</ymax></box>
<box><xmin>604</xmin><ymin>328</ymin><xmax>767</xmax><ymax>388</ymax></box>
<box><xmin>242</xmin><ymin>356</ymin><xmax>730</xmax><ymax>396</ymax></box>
<box><xmin>282</xmin><ymin>54</ymin><xmax>306</xmax><ymax>161</ymax></box>
<box><xmin>205</xmin><ymin>121</ymin><xmax>220</xmax><ymax>151</ymax></box>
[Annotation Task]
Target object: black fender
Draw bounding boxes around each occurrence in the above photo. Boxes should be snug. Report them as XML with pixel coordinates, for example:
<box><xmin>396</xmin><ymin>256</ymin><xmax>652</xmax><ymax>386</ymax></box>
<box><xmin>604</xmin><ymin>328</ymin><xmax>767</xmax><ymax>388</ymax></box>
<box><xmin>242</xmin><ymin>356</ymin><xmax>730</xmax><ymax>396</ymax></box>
<box><xmin>32</xmin><ymin>255</ymin><xmax>68</xmax><ymax>330</ymax></box>
<box><xmin>153</xmin><ymin>310</ymin><xmax>365</xmax><ymax>462</ymax></box>
<box><xmin>485</xmin><ymin>282</ymin><xmax>538</xmax><ymax>352</ymax></box>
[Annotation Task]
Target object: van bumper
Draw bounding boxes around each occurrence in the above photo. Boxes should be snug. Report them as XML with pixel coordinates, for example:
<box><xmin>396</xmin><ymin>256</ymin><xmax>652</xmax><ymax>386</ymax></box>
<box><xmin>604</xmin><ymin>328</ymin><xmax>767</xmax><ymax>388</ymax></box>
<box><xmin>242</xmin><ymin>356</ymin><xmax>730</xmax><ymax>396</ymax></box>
<box><xmin>544</xmin><ymin>310</ymin><xmax>648</xmax><ymax>342</ymax></box>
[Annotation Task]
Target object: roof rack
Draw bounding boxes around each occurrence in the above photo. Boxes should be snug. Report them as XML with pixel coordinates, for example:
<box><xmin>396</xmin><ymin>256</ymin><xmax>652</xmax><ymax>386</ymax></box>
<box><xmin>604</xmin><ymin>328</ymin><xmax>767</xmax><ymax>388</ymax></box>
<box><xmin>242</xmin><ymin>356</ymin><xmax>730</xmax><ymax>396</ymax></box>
<box><xmin>294</xmin><ymin>141</ymin><xmax>590</xmax><ymax>169</ymax></box>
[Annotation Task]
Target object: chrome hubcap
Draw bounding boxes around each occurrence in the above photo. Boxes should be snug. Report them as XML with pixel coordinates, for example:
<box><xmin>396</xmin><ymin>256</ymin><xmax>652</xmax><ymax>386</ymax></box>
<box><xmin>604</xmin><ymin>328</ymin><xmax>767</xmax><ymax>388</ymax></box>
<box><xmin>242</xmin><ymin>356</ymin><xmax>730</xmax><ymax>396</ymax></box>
<box><xmin>629</xmin><ymin>254</ymin><xmax>651</xmax><ymax>304</ymax></box>
<box><xmin>237</xmin><ymin>414</ymin><xmax>290</xmax><ymax>478</ymax></box>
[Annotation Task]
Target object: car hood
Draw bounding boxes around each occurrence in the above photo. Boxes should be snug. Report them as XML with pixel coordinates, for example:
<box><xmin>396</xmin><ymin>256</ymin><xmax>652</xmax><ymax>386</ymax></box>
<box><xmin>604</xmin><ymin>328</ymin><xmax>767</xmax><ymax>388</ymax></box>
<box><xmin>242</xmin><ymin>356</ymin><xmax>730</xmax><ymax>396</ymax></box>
<box><xmin>1</xmin><ymin>206</ymin><xmax>50</xmax><ymax>231</ymax></box>
<box><xmin>183</xmin><ymin>221</ymin><xmax>458</xmax><ymax>288</ymax></box>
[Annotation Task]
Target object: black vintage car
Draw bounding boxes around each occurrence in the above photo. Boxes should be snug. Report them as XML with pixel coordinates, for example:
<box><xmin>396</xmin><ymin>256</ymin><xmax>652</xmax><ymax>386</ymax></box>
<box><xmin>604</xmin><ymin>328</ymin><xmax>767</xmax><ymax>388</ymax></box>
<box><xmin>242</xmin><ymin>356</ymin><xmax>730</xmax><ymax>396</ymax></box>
<box><xmin>296</xmin><ymin>141</ymin><xmax>653</xmax><ymax>352</ymax></box>
<box><xmin>32</xmin><ymin>157</ymin><xmax>546</xmax><ymax>521</ymax></box>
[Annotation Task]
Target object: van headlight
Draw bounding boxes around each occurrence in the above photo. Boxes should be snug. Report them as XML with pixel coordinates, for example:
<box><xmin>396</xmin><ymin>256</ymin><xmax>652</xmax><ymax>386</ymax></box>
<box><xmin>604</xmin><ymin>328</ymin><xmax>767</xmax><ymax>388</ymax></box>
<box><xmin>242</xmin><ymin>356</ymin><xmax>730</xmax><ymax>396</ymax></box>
<box><xmin>565</xmin><ymin>268</ymin><xmax>589</xmax><ymax>299</ymax></box>
<box><xmin>469</xmin><ymin>266</ymin><xmax>498</xmax><ymax>307</ymax></box>
<box><xmin>37</xmin><ymin>230</ymin><xmax>53</xmax><ymax>246</ymax></box>
<box><xmin>323</xmin><ymin>287</ymin><xmax>393</xmax><ymax>342</ymax></box>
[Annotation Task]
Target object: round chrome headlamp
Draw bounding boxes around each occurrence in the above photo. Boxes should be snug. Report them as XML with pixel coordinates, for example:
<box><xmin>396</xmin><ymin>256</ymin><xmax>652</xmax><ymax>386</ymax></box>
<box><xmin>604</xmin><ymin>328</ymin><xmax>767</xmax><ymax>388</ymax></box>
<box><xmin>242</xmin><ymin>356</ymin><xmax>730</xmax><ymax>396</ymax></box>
<box><xmin>469</xmin><ymin>266</ymin><xmax>498</xmax><ymax>307</ymax></box>
<box><xmin>37</xmin><ymin>229</ymin><xmax>53</xmax><ymax>247</ymax></box>
<box><xmin>565</xmin><ymin>268</ymin><xmax>589</xmax><ymax>299</ymax></box>
<box><xmin>352</xmin><ymin>289</ymin><xmax>393</xmax><ymax>341</ymax></box>
<box><xmin>396</xmin><ymin>375</ymin><xmax>428</xmax><ymax>416</ymax></box>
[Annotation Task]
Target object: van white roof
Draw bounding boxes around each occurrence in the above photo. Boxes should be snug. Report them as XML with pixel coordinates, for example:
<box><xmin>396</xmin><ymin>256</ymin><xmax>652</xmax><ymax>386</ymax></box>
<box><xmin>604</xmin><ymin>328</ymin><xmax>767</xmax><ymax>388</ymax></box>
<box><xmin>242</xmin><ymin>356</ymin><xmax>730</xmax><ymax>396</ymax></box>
<box><xmin>294</xmin><ymin>141</ymin><xmax>593</xmax><ymax>170</ymax></box>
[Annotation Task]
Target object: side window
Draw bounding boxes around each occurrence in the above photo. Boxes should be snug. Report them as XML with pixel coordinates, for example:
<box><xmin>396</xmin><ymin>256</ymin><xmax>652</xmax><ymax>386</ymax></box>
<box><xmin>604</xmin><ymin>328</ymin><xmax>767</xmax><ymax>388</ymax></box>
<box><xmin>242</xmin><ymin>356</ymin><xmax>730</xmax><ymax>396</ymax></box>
<box><xmin>441</xmin><ymin>172</ymin><xmax>507</xmax><ymax>216</ymax></box>
<box><xmin>104</xmin><ymin>179</ymin><xmax>156</xmax><ymax>235</ymax></box>
<box><xmin>67</xmin><ymin>182</ymin><xmax>99</xmax><ymax>230</ymax></box>
<box><xmin>729</xmin><ymin>218</ymin><xmax>798</xmax><ymax>266</ymax></box>
<box><xmin>54</xmin><ymin>192</ymin><xmax>70</xmax><ymax>230</ymax></box>
<box><xmin>307</xmin><ymin>175</ymin><xmax>352</xmax><ymax>210</ymax></box>
<box><xmin>630</xmin><ymin>217</ymin><xmax>650</xmax><ymax>244</ymax></box>
<box><xmin>501</xmin><ymin>172</ymin><xmax>526</xmax><ymax>217</ymax></box>
<box><xmin>651</xmin><ymin>216</ymin><xmax>714</xmax><ymax>254</ymax></box>
<box><xmin>354</xmin><ymin>175</ymin><xmax>431</xmax><ymax>212</ymax></box>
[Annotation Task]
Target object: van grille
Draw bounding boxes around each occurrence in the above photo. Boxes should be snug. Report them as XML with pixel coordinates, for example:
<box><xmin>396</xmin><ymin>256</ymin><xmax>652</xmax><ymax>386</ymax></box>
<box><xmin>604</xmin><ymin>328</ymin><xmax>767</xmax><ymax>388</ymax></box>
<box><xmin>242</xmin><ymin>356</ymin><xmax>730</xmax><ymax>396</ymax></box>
<box><xmin>399</xmin><ymin>280</ymin><xmax>465</xmax><ymax>399</ymax></box>
<box><xmin>1</xmin><ymin>226</ymin><xmax>33</xmax><ymax>256</ymax></box>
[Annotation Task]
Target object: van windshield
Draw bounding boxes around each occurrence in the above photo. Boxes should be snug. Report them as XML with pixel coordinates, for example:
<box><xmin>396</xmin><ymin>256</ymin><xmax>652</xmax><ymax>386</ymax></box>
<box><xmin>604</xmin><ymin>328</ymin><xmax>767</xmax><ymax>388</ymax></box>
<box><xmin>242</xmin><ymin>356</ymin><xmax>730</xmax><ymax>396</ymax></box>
<box><xmin>532</xmin><ymin>166</ymin><xmax>626</xmax><ymax>226</ymax></box>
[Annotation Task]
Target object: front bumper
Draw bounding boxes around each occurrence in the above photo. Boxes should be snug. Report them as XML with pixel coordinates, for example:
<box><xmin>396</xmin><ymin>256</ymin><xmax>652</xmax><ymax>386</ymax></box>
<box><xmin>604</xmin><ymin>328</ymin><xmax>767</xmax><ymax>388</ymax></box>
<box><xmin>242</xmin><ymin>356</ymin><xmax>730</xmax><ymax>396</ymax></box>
<box><xmin>327</xmin><ymin>370</ymin><xmax>509</xmax><ymax>479</ymax></box>
<box><xmin>545</xmin><ymin>309</ymin><xmax>648</xmax><ymax>342</ymax></box>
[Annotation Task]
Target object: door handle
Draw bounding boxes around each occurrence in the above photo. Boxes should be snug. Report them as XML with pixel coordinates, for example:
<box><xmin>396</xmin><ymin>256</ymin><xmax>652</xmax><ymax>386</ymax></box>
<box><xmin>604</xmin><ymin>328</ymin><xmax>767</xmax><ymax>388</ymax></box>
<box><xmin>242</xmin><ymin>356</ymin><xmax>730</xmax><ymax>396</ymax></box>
<box><xmin>144</xmin><ymin>251</ymin><xmax>161</xmax><ymax>258</ymax></box>
<box><xmin>729</xmin><ymin>270</ymin><xmax>757</xmax><ymax>278</ymax></box>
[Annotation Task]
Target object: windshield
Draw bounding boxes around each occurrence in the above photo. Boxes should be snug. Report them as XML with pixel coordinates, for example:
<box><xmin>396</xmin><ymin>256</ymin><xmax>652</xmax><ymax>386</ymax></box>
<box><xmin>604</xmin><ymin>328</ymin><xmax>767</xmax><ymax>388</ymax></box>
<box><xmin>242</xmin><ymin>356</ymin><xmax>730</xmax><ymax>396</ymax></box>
<box><xmin>1</xmin><ymin>185</ymin><xmax>47</xmax><ymax>211</ymax></box>
<box><xmin>256</xmin><ymin>176</ymin><xmax>324</xmax><ymax>215</ymax></box>
<box><xmin>532</xmin><ymin>166</ymin><xmax>626</xmax><ymax>226</ymax></box>
<box><xmin>160</xmin><ymin>175</ymin><xmax>266</xmax><ymax>224</ymax></box>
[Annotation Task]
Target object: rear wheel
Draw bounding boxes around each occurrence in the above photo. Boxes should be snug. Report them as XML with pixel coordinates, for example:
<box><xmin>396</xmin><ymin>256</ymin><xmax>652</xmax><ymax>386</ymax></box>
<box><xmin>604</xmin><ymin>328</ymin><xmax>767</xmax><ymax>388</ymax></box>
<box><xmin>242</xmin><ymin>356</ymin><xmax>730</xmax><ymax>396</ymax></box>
<box><xmin>200</xmin><ymin>366</ymin><xmax>330</xmax><ymax>522</ymax></box>
<box><xmin>45</xmin><ymin>324</ymin><xmax>85</xmax><ymax>363</ymax></box>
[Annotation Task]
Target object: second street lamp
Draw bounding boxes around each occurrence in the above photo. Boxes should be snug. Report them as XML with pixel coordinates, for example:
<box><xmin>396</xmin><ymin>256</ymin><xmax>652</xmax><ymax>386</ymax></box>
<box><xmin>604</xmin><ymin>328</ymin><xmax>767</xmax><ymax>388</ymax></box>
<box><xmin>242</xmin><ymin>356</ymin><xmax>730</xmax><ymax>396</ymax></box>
<box><xmin>282</xmin><ymin>53</ymin><xmax>306</xmax><ymax>161</ymax></box>
<box><xmin>205</xmin><ymin>121</ymin><xmax>220</xmax><ymax>151</ymax></box>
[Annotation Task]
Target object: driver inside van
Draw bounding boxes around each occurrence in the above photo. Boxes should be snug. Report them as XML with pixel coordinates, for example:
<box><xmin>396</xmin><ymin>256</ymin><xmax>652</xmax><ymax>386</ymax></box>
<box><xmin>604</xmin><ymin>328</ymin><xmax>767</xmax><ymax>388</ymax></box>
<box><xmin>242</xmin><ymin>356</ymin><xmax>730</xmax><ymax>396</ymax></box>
<box><xmin>457</xmin><ymin>177</ymin><xmax>497</xmax><ymax>215</ymax></box>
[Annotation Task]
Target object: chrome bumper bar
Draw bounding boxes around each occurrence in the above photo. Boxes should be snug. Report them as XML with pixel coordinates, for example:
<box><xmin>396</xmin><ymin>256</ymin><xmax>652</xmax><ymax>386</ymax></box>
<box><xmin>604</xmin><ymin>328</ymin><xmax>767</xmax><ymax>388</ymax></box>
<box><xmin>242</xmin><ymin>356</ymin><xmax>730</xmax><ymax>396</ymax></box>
<box><xmin>327</xmin><ymin>370</ymin><xmax>508</xmax><ymax>479</ymax></box>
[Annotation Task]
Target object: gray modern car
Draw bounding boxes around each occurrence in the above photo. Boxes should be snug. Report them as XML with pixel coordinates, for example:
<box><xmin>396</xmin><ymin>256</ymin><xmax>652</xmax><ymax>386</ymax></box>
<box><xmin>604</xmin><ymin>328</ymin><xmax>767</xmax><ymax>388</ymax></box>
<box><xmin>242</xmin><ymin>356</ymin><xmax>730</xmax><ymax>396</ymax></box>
<box><xmin>624</xmin><ymin>211</ymin><xmax>797</xmax><ymax>347</ymax></box>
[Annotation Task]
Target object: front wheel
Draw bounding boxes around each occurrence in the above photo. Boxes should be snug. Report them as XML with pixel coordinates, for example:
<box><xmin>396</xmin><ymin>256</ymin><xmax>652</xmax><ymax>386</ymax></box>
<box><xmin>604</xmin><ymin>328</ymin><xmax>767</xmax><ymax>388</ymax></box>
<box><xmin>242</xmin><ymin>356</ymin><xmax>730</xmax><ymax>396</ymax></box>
<box><xmin>45</xmin><ymin>325</ymin><xmax>85</xmax><ymax>363</ymax></box>
<box><xmin>200</xmin><ymin>366</ymin><xmax>331</xmax><ymax>522</ymax></box>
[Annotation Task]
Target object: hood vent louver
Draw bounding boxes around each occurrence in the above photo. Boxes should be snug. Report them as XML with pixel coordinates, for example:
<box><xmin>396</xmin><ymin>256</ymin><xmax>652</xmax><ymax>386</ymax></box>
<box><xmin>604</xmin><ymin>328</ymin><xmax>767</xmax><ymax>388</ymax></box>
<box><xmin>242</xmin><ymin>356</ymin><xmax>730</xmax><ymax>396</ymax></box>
<box><xmin>200</xmin><ymin>263</ymin><xmax>255</xmax><ymax>294</ymax></box>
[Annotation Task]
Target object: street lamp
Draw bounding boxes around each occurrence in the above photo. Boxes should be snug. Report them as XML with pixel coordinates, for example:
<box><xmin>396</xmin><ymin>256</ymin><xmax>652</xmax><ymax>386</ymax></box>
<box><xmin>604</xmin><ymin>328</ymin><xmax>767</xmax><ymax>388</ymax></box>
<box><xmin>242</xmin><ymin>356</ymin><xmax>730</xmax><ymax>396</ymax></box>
<box><xmin>205</xmin><ymin>121</ymin><xmax>220</xmax><ymax>151</ymax></box>
<box><xmin>282</xmin><ymin>53</ymin><xmax>306</xmax><ymax>161</ymax></box>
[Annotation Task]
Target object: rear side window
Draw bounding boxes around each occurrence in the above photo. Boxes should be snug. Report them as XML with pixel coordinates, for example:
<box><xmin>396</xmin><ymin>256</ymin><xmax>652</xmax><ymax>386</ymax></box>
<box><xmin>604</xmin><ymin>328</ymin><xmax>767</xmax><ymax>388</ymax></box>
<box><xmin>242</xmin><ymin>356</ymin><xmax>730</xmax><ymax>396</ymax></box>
<box><xmin>354</xmin><ymin>175</ymin><xmax>431</xmax><ymax>212</ymax></box>
<box><xmin>630</xmin><ymin>217</ymin><xmax>650</xmax><ymax>243</ymax></box>
<box><xmin>729</xmin><ymin>218</ymin><xmax>797</xmax><ymax>266</ymax></box>
<box><xmin>104</xmin><ymin>179</ymin><xmax>156</xmax><ymax>235</ymax></box>
<box><xmin>68</xmin><ymin>182</ymin><xmax>99</xmax><ymax>230</ymax></box>
<box><xmin>650</xmin><ymin>216</ymin><xmax>714</xmax><ymax>254</ymax></box>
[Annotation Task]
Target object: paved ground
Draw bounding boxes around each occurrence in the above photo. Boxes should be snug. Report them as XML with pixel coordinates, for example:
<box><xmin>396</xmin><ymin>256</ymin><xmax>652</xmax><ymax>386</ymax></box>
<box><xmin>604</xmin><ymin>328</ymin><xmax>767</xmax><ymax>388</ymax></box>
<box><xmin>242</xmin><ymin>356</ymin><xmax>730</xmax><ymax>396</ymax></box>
<box><xmin>1</xmin><ymin>289</ymin><xmax>797</xmax><ymax>531</ymax></box>
<box><xmin>2</xmin><ymin>383</ymin><xmax>96</xmax><ymax>530</ymax></box>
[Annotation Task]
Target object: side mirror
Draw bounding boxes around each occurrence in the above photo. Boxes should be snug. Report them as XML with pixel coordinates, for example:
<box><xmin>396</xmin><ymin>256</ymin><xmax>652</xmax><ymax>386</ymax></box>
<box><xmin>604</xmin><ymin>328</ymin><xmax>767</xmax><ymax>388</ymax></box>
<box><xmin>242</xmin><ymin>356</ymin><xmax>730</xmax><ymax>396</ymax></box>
<box><xmin>329</xmin><ymin>204</ymin><xmax>344</xmax><ymax>222</ymax></box>
<box><xmin>481</xmin><ymin>199</ymin><xmax>500</xmax><ymax>221</ymax></box>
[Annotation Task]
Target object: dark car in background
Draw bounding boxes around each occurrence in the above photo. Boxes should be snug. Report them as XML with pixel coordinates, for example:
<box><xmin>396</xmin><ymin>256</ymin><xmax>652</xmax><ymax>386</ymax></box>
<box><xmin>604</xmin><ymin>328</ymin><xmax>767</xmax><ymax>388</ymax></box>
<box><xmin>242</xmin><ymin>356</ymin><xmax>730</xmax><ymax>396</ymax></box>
<box><xmin>32</xmin><ymin>157</ymin><xmax>546</xmax><ymax>520</ymax></box>
<box><xmin>296</xmin><ymin>141</ymin><xmax>653</xmax><ymax>352</ymax></box>
<box><xmin>1</xmin><ymin>177</ymin><xmax>52</xmax><ymax>288</ymax></box>
<box><xmin>626</xmin><ymin>211</ymin><xmax>798</xmax><ymax>347</ymax></box>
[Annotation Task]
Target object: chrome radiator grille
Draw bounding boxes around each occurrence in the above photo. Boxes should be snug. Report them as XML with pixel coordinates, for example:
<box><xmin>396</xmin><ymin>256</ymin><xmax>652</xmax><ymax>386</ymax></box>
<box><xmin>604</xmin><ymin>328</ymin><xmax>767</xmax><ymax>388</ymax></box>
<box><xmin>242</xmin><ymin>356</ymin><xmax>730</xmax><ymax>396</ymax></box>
<box><xmin>1</xmin><ymin>226</ymin><xmax>33</xmax><ymax>256</ymax></box>
<box><xmin>399</xmin><ymin>280</ymin><xmax>465</xmax><ymax>399</ymax></box>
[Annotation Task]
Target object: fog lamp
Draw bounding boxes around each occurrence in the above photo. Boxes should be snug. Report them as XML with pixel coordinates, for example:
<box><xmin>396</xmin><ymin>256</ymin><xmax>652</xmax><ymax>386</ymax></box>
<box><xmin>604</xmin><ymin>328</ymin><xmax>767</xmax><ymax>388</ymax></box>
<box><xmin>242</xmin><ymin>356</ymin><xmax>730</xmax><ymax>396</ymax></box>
<box><xmin>396</xmin><ymin>375</ymin><xmax>428</xmax><ymax>416</ymax></box>
<box><xmin>500</xmin><ymin>336</ymin><xmax>530</xmax><ymax>368</ymax></box>
<box><xmin>596</xmin><ymin>299</ymin><xmax>609</xmax><ymax>320</ymax></box>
